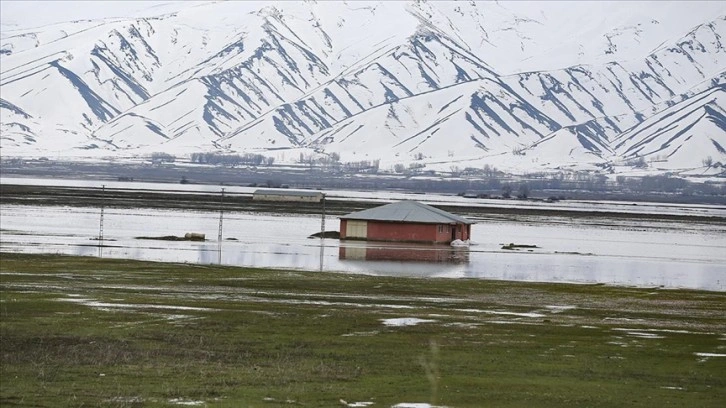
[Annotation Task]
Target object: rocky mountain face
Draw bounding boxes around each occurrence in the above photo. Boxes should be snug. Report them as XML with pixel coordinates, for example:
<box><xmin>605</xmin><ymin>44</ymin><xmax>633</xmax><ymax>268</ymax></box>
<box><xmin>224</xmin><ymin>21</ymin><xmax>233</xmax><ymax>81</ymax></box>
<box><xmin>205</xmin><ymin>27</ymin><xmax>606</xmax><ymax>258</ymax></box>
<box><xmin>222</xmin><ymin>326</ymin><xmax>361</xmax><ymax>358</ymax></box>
<box><xmin>1</xmin><ymin>1</ymin><xmax>724</xmax><ymax>175</ymax></box>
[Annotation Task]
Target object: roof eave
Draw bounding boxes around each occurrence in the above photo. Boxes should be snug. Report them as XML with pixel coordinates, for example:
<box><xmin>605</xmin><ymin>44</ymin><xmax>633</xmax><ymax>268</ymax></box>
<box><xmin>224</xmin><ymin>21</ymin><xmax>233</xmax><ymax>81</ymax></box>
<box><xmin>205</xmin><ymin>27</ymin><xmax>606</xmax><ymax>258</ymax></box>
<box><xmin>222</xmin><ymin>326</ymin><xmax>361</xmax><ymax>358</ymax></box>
<box><xmin>341</xmin><ymin>217</ymin><xmax>475</xmax><ymax>225</ymax></box>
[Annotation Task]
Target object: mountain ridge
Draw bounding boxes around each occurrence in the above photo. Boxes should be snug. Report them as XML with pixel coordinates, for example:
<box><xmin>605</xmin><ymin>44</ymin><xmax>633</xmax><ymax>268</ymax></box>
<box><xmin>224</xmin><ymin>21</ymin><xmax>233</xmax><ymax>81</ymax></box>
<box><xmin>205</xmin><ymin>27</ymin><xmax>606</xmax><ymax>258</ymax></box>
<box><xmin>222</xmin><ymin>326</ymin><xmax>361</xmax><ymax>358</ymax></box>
<box><xmin>1</xmin><ymin>1</ymin><xmax>724</xmax><ymax>176</ymax></box>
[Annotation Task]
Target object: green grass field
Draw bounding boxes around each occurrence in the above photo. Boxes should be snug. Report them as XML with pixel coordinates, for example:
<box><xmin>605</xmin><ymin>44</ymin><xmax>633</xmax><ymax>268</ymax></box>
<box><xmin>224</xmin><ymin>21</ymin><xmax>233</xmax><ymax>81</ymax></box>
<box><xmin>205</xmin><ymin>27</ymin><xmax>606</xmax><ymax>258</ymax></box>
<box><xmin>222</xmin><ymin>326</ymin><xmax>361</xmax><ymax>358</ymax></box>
<box><xmin>1</xmin><ymin>253</ymin><xmax>725</xmax><ymax>407</ymax></box>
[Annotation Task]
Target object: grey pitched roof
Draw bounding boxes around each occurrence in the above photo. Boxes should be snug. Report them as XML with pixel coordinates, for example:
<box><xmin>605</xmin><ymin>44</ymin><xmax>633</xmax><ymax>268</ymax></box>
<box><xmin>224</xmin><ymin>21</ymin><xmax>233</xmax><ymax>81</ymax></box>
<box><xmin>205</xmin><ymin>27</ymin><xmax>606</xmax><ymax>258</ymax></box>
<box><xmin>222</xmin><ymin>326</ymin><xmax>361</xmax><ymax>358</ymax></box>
<box><xmin>341</xmin><ymin>201</ymin><xmax>474</xmax><ymax>224</ymax></box>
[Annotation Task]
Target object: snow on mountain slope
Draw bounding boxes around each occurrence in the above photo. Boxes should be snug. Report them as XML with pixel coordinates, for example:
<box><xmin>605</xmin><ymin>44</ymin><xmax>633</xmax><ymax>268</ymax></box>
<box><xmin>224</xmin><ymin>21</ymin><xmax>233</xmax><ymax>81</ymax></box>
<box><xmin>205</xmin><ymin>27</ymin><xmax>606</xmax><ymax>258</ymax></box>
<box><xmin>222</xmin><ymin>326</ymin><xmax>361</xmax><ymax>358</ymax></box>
<box><xmin>411</xmin><ymin>0</ymin><xmax>726</xmax><ymax>74</ymax></box>
<box><xmin>612</xmin><ymin>84</ymin><xmax>726</xmax><ymax>170</ymax></box>
<box><xmin>0</xmin><ymin>95</ymin><xmax>115</xmax><ymax>153</ymax></box>
<box><xmin>497</xmin><ymin>1</ymin><xmax>725</xmax><ymax>73</ymax></box>
<box><xmin>299</xmin><ymin>77</ymin><xmax>558</xmax><ymax>164</ymax></box>
<box><xmin>90</xmin><ymin>10</ymin><xmax>340</xmax><ymax>149</ymax></box>
<box><xmin>518</xmin><ymin>118</ymin><xmax>618</xmax><ymax>171</ymax></box>
<box><xmin>0</xmin><ymin>1</ymin><xmax>205</xmax><ymax>30</ymax></box>
<box><xmin>223</xmin><ymin>13</ymin><xmax>725</xmax><ymax>170</ymax></box>
<box><xmin>1</xmin><ymin>0</ymin><xmax>725</xmax><ymax>175</ymax></box>
<box><xmin>1</xmin><ymin>20</ymin><xmax>104</xmax><ymax>55</ymax></box>
<box><xmin>493</xmin><ymin>16</ymin><xmax>726</xmax><ymax>151</ymax></box>
<box><xmin>217</xmin><ymin>27</ymin><xmax>500</xmax><ymax>150</ymax></box>
<box><xmin>0</xmin><ymin>98</ymin><xmax>40</xmax><ymax>147</ymax></box>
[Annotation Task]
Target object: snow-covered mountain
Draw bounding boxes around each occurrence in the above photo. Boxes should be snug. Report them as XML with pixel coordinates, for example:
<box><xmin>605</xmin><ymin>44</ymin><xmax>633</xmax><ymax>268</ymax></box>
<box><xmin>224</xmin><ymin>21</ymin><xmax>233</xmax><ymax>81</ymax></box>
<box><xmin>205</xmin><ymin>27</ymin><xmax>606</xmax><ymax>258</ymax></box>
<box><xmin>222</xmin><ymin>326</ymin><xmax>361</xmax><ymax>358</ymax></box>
<box><xmin>1</xmin><ymin>0</ymin><xmax>725</xmax><ymax>176</ymax></box>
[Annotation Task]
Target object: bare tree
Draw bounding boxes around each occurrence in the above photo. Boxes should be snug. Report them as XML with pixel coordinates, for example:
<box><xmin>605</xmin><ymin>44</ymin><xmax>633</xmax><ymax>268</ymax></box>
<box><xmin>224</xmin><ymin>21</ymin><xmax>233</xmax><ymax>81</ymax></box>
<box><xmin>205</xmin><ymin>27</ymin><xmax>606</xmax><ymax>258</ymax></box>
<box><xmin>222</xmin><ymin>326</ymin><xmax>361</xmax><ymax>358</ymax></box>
<box><xmin>501</xmin><ymin>184</ymin><xmax>512</xmax><ymax>199</ymax></box>
<box><xmin>517</xmin><ymin>183</ymin><xmax>530</xmax><ymax>199</ymax></box>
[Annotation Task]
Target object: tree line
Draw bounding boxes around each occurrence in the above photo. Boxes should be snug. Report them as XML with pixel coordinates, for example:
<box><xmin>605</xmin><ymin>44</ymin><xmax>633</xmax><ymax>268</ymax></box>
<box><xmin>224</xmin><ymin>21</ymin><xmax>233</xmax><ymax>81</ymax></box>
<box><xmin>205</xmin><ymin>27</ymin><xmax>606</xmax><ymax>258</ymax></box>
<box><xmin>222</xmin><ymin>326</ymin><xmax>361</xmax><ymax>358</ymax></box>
<box><xmin>189</xmin><ymin>152</ymin><xmax>275</xmax><ymax>166</ymax></box>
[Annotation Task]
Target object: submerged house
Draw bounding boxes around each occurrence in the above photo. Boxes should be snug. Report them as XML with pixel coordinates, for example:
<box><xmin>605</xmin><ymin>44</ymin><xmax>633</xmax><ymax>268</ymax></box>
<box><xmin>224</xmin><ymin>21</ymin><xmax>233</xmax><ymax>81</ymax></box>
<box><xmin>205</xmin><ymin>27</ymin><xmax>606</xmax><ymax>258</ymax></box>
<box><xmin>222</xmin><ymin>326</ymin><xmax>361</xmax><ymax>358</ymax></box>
<box><xmin>339</xmin><ymin>201</ymin><xmax>474</xmax><ymax>244</ymax></box>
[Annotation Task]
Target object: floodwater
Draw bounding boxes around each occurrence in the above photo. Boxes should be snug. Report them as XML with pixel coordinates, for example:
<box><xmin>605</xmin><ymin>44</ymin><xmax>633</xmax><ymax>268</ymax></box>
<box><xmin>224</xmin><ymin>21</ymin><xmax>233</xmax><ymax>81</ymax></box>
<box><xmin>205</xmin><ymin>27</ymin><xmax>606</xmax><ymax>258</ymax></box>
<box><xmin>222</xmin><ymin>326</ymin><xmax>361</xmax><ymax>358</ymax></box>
<box><xmin>1</xmin><ymin>203</ymin><xmax>725</xmax><ymax>291</ymax></box>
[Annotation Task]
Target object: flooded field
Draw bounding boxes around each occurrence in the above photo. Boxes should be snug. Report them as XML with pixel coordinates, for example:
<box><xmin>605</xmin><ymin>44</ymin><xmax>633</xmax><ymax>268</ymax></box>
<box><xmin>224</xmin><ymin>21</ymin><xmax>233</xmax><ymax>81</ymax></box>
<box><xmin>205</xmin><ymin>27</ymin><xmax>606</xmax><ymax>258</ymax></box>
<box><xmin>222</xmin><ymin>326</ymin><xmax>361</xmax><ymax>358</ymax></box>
<box><xmin>2</xmin><ymin>203</ymin><xmax>724</xmax><ymax>291</ymax></box>
<box><xmin>4</xmin><ymin>176</ymin><xmax>724</xmax><ymax>406</ymax></box>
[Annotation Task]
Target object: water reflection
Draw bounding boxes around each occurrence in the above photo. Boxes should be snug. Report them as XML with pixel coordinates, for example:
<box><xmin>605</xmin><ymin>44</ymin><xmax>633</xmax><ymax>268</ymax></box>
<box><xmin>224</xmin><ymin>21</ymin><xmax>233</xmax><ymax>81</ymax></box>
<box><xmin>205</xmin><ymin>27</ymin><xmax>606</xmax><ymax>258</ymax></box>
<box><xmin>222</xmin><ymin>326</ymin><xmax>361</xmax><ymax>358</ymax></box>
<box><xmin>319</xmin><ymin>239</ymin><xmax>325</xmax><ymax>272</ymax></box>
<box><xmin>339</xmin><ymin>242</ymin><xmax>470</xmax><ymax>264</ymax></box>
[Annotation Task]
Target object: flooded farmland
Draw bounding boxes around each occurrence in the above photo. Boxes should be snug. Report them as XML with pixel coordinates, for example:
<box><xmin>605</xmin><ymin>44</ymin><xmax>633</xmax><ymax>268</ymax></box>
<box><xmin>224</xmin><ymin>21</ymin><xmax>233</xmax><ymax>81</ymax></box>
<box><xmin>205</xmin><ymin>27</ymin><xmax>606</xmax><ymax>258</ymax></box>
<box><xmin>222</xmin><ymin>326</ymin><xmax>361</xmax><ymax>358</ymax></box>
<box><xmin>2</xmin><ymin>202</ymin><xmax>724</xmax><ymax>291</ymax></box>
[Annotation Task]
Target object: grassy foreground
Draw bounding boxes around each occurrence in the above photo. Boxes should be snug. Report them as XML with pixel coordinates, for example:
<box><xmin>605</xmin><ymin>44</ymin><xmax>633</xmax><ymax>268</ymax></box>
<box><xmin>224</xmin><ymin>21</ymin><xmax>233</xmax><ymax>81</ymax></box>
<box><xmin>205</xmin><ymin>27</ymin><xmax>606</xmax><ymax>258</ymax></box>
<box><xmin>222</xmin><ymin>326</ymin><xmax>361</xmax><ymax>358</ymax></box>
<box><xmin>1</xmin><ymin>253</ymin><xmax>725</xmax><ymax>407</ymax></box>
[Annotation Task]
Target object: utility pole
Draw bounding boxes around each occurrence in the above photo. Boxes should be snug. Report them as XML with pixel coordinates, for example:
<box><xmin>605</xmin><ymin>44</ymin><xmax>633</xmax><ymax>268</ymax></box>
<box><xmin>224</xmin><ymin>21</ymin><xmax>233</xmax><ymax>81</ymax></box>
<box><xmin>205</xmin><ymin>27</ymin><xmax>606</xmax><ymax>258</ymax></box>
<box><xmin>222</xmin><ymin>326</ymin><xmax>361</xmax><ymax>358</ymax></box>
<box><xmin>98</xmin><ymin>184</ymin><xmax>105</xmax><ymax>258</ymax></box>
<box><xmin>319</xmin><ymin>193</ymin><xmax>326</xmax><ymax>272</ymax></box>
<box><xmin>320</xmin><ymin>193</ymin><xmax>326</xmax><ymax>236</ymax></box>
<box><xmin>218</xmin><ymin>188</ymin><xmax>225</xmax><ymax>264</ymax></box>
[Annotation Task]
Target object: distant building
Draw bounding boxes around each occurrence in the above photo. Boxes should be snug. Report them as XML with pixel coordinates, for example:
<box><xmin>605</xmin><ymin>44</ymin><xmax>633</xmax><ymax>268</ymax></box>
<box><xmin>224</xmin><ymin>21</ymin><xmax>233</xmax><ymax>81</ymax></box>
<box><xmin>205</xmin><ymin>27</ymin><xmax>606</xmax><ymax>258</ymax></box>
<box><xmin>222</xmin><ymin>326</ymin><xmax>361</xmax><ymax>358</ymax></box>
<box><xmin>252</xmin><ymin>189</ymin><xmax>323</xmax><ymax>202</ymax></box>
<box><xmin>339</xmin><ymin>201</ymin><xmax>474</xmax><ymax>244</ymax></box>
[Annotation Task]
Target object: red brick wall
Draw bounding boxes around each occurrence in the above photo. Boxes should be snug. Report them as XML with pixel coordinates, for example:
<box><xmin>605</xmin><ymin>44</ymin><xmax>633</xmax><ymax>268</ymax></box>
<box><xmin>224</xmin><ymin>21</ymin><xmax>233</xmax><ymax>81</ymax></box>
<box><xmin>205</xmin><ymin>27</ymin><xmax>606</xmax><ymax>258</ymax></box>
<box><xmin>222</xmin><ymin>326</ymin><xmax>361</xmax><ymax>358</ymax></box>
<box><xmin>341</xmin><ymin>219</ymin><xmax>471</xmax><ymax>243</ymax></box>
<box><xmin>436</xmin><ymin>224</ymin><xmax>452</xmax><ymax>242</ymax></box>
<box><xmin>367</xmin><ymin>221</ymin><xmax>446</xmax><ymax>243</ymax></box>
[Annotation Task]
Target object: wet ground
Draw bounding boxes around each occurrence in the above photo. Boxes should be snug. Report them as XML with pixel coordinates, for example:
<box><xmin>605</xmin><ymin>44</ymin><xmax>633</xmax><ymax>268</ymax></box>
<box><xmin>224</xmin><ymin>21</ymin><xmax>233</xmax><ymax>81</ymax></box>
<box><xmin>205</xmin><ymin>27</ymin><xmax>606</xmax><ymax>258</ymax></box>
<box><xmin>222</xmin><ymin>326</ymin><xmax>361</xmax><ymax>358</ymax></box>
<box><xmin>2</xmin><ymin>253</ymin><xmax>725</xmax><ymax>407</ymax></box>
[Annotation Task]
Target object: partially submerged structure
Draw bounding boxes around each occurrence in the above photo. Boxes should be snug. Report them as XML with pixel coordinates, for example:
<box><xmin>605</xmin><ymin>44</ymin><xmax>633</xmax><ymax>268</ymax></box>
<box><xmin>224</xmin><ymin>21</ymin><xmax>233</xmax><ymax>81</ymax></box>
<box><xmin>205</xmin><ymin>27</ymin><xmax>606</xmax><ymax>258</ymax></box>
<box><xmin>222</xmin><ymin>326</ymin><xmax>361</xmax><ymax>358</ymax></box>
<box><xmin>339</xmin><ymin>201</ymin><xmax>474</xmax><ymax>244</ymax></box>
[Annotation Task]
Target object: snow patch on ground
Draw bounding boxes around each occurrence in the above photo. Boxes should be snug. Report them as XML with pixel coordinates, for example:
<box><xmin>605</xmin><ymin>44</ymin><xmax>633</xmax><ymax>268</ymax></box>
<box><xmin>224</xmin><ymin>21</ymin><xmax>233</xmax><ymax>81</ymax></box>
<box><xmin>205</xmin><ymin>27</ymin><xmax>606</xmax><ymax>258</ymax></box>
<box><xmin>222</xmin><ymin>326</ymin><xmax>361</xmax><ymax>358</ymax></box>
<box><xmin>346</xmin><ymin>402</ymin><xmax>374</xmax><ymax>407</ymax></box>
<box><xmin>444</xmin><ymin>322</ymin><xmax>481</xmax><ymax>329</ymax></box>
<box><xmin>392</xmin><ymin>404</ymin><xmax>449</xmax><ymax>408</ymax></box>
<box><xmin>695</xmin><ymin>352</ymin><xmax>726</xmax><ymax>357</ymax></box>
<box><xmin>545</xmin><ymin>305</ymin><xmax>577</xmax><ymax>313</ymax></box>
<box><xmin>456</xmin><ymin>308</ymin><xmax>545</xmax><ymax>318</ymax></box>
<box><xmin>489</xmin><ymin>320</ymin><xmax>545</xmax><ymax>326</ymax></box>
<box><xmin>342</xmin><ymin>331</ymin><xmax>380</xmax><ymax>337</ymax></box>
<box><xmin>381</xmin><ymin>318</ymin><xmax>436</xmax><ymax>327</ymax></box>
<box><xmin>58</xmin><ymin>297</ymin><xmax>216</xmax><ymax>312</ymax></box>
<box><xmin>168</xmin><ymin>398</ymin><xmax>205</xmax><ymax>406</ymax></box>
<box><xmin>625</xmin><ymin>332</ymin><xmax>665</xmax><ymax>339</ymax></box>
<box><xmin>613</xmin><ymin>328</ymin><xmax>713</xmax><ymax>335</ymax></box>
